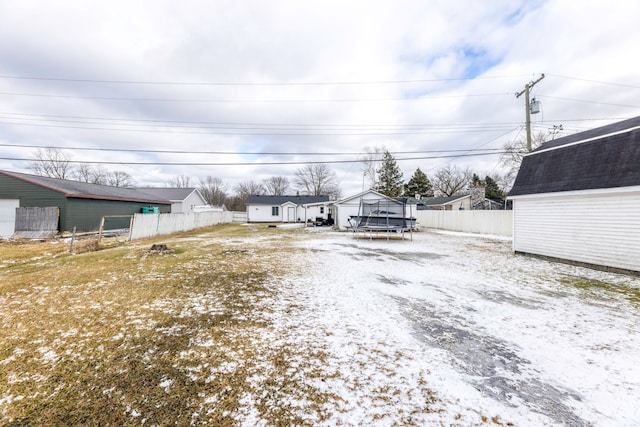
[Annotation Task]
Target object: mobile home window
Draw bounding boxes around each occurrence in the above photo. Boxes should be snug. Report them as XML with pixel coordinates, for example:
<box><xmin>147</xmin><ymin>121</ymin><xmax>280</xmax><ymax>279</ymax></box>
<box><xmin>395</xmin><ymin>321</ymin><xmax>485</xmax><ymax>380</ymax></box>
<box><xmin>271</xmin><ymin>206</ymin><xmax>279</xmax><ymax>216</ymax></box>
<box><xmin>320</xmin><ymin>207</ymin><xmax>325</xmax><ymax>214</ymax></box>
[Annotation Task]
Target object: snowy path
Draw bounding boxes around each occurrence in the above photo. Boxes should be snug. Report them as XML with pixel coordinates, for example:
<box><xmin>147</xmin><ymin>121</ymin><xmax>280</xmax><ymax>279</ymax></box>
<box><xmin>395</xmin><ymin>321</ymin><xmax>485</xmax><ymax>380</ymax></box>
<box><xmin>262</xmin><ymin>230</ymin><xmax>640</xmax><ymax>426</ymax></box>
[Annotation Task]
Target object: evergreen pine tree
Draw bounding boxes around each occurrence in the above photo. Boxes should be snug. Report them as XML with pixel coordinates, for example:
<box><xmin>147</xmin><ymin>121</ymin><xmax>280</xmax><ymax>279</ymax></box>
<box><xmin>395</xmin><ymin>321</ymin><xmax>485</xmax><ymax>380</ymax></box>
<box><xmin>376</xmin><ymin>151</ymin><xmax>404</xmax><ymax>197</ymax></box>
<box><xmin>484</xmin><ymin>175</ymin><xmax>505</xmax><ymax>200</ymax></box>
<box><xmin>404</xmin><ymin>168</ymin><xmax>434</xmax><ymax>198</ymax></box>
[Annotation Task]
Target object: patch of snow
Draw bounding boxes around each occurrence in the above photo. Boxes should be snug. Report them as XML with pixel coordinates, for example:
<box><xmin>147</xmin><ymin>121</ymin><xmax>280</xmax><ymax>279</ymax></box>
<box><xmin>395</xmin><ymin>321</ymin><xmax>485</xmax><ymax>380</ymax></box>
<box><xmin>258</xmin><ymin>230</ymin><xmax>640</xmax><ymax>426</ymax></box>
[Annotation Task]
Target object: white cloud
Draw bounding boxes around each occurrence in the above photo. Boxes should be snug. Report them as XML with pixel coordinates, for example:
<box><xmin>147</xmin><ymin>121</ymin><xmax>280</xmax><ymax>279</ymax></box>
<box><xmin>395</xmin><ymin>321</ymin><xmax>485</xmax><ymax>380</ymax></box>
<box><xmin>1</xmin><ymin>0</ymin><xmax>639</xmax><ymax>195</ymax></box>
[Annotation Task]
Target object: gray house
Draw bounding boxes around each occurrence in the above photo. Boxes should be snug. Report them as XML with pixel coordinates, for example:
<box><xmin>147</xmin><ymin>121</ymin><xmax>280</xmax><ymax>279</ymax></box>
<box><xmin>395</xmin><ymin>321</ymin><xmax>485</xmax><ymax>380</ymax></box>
<box><xmin>135</xmin><ymin>187</ymin><xmax>207</xmax><ymax>213</ymax></box>
<box><xmin>0</xmin><ymin>170</ymin><xmax>171</xmax><ymax>234</ymax></box>
<box><xmin>508</xmin><ymin>116</ymin><xmax>640</xmax><ymax>274</ymax></box>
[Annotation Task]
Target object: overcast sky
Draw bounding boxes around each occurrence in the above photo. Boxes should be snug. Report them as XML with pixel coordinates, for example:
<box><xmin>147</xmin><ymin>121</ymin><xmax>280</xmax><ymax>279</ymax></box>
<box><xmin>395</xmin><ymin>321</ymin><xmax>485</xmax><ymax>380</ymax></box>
<box><xmin>1</xmin><ymin>0</ymin><xmax>639</xmax><ymax>196</ymax></box>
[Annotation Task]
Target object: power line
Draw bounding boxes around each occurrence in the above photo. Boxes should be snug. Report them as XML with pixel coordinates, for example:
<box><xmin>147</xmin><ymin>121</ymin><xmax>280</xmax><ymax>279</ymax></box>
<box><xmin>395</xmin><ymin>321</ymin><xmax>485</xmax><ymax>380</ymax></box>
<box><xmin>0</xmin><ymin>120</ymin><xmax>517</xmax><ymax>136</ymax></box>
<box><xmin>1</xmin><ymin>111</ymin><xmax>627</xmax><ymax>129</ymax></box>
<box><xmin>0</xmin><ymin>90</ymin><xmax>510</xmax><ymax>103</ymax></box>
<box><xmin>537</xmin><ymin>95</ymin><xmax>640</xmax><ymax>109</ymax></box>
<box><xmin>0</xmin><ymin>141</ymin><xmax>509</xmax><ymax>156</ymax></box>
<box><xmin>0</xmin><ymin>74</ymin><xmax>528</xmax><ymax>86</ymax></box>
<box><xmin>546</xmin><ymin>74</ymin><xmax>640</xmax><ymax>90</ymax></box>
<box><xmin>0</xmin><ymin>151</ymin><xmax>516</xmax><ymax>167</ymax></box>
<box><xmin>0</xmin><ymin>111</ymin><xmax>520</xmax><ymax>130</ymax></box>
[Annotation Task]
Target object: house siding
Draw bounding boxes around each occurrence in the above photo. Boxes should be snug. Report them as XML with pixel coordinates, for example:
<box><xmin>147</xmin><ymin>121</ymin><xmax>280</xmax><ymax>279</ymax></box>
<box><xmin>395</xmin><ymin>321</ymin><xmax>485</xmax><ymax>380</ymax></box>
<box><xmin>65</xmin><ymin>198</ymin><xmax>170</xmax><ymax>231</ymax></box>
<box><xmin>512</xmin><ymin>188</ymin><xmax>640</xmax><ymax>273</ymax></box>
<box><xmin>247</xmin><ymin>204</ymin><xmax>283</xmax><ymax>222</ymax></box>
<box><xmin>177</xmin><ymin>191</ymin><xmax>206</xmax><ymax>213</ymax></box>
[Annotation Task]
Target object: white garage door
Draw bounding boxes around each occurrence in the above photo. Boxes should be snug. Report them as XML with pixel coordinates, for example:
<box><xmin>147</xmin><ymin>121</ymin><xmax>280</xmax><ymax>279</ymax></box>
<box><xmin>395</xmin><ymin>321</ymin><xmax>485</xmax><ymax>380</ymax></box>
<box><xmin>0</xmin><ymin>199</ymin><xmax>19</xmax><ymax>238</ymax></box>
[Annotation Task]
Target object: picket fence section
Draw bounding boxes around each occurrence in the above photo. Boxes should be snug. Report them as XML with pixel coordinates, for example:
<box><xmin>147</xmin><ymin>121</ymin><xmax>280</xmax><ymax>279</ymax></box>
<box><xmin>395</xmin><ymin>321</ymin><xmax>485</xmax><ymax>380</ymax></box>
<box><xmin>415</xmin><ymin>210</ymin><xmax>513</xmax><ymax>237</ymax></box>
<box><xmin>129</xmin><ymin>211</ymin><xmax>236</xmax><ymax>240</ymax></box>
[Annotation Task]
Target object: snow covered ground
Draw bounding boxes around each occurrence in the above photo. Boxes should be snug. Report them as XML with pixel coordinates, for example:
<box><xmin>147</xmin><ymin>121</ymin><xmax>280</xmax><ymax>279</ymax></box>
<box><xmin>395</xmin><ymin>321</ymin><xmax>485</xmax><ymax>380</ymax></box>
<box><xmin>254</xmin><ymin>229</ymin><xmax>640</xmax><ymax>426</ymax></box>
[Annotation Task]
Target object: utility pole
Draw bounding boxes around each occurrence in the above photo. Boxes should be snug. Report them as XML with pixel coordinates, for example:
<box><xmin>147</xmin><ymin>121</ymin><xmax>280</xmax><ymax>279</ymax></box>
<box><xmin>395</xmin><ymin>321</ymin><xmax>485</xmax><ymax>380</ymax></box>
<box><xmin>516</xmin><ymin>73</ymin><xmax>545</xmax><ymax>151</ymax></box>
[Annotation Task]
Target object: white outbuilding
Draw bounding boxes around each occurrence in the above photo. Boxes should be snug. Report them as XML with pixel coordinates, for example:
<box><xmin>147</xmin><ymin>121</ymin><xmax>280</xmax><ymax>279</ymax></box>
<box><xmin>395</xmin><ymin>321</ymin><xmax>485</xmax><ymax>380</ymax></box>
<box><xmin>508</xmin><ymin>116</ymin><xmax>640</xmax><ymax>274</ymax></box>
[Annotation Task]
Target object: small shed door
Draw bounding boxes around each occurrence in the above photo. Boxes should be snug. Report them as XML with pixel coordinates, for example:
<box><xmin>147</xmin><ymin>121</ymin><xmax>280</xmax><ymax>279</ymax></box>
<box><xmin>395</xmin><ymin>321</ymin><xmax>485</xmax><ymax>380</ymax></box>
<box><xmin>0</xmin><ymin>199</ymin><xmax>19</xmax><ymax>237</ymax></box>
<box><xmin>287</xmin><ymin>207</ymin><xmax>296</xmax><ymax>222</ymax></box>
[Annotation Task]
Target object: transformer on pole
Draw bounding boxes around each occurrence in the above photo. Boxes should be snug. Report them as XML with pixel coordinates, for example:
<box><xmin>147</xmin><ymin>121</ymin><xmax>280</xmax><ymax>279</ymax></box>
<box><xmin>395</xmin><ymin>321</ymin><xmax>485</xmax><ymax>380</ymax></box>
<box><xmin>516</xmin><ymin>74</ymin><xmax>545</xmax><ymax>151</ymax></box>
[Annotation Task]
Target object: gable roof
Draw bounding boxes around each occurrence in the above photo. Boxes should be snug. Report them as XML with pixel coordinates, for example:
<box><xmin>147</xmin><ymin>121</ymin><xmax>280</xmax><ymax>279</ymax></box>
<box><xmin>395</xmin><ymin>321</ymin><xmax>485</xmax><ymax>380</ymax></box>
<box><xmin>136</xmin><ymin>187</ymin><xmax>202</xmax><ymax>202</ymax></box>
<box><xmin>508</xmin><ymin>116</ymin><xmax>640</xmax><ymax>197</ymax></box>
<box><xmin>246</xmin><ymin>194</ymin><xmax>330</xmax><ymax>205</ymax></box>
<box><xmin>0</xmin><ymin>170</ymin><xmax>171</xmax><ymax>204</ymax></box>
<box><xmin>335</xmin><ymin>189</ymin><xmax>386</xmax><ymax>204</ymax></box>
<box><xmin>420</xmin><ymin>194</ymin><xmax>470</xmax><ymax>206</ymax></box>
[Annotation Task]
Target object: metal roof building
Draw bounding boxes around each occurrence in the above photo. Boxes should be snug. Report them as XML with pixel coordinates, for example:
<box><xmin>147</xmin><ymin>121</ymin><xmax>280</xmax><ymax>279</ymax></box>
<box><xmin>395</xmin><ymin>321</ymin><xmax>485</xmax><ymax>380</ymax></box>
<box><xmin>0</xmin><ymin>170</ymin><xmax>171</xmax><ymax>233</ymax></box>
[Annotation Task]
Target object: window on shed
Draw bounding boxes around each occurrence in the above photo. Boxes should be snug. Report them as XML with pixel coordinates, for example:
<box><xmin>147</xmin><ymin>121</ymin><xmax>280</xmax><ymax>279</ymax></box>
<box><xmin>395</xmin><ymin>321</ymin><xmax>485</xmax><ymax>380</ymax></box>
<box><xmin>271</xmin><ymin>206</ymin><xmax>279</xmax><ymax>216</ymax></box>
<box><xmin>320</xmin><ymin>207</ymin><xmax>325</xmax><ymax>214</ymax></box>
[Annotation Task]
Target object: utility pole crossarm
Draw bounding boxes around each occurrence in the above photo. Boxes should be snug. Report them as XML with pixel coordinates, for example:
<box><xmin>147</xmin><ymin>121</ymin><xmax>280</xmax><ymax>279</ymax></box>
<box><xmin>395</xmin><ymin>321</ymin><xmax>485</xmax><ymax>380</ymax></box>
<box><xmin>515</xmin><ymin>73</ymin><xmax>545</xmax><ymax>151</ymax></box>
<box><xmin>515</xmin><ymin>73</ymin><xmax>545</xmax><ymax>98</ymax></box>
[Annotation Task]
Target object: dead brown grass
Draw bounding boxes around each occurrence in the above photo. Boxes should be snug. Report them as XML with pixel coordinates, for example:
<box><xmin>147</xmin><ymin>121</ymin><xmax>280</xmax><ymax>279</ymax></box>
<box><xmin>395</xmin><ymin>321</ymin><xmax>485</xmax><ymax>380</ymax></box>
<box><xmin>0</xmin><ymin>223</ymin><xmax>336</xmax><ymax>425</ymax></box>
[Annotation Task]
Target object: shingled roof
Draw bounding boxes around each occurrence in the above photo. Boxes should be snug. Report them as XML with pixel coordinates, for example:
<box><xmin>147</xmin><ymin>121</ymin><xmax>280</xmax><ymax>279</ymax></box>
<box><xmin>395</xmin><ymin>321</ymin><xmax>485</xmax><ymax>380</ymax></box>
<box><xmin>136</xmin><ymin>187</ymin><xmax>200</xmax><ymax>201</ymax></box>
<box><xmin>508</xmin><ymin>116</ymin><xmax>640</xmax><ymax>197</ymax></box>
<box><xmin>0</xmin><ymin>170</ymin><xmax>171</xmax><ymax>204</ymax></box>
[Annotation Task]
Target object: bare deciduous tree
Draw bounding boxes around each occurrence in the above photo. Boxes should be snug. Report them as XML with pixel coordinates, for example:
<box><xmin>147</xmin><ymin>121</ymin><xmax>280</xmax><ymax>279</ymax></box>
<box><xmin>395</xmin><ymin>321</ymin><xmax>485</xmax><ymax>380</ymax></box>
<box><xmin>198</xmin><ymin>176</ymin><xmax>227</xmax><ymax>206</ymax></box>
<box><xmin>74</xmin><ymin>164</ymin><xmax>108</xmax><ymax>185</ymax></box>
<box><xmin>234</xmin><ymin>180</ymin><xmax>265</xmax><ymax>200</ymax></box>
<box><xmin>233</xmin><ymin>180</ymin><xmax>265</xmax><ymax>211</ymax></box>
<box><xmin>431</xmin><ymin>165</ymin><xmax>473</xmax><ymax>197</ymax></box>
<box><xmin>29</xmin><ymin>147</ymin><xmax>72</xmax><ymax>179</ymax></box>
<box><xmin>263</xmin><ymin>176</ymin><xmax>289</xmax><ymax>195</ymax></box>
<box><xmin>168</xmin><ymin>174</ymin><xmax>192</xmax><ymax>188</ymax></box>
<box><xmin>361</xmin><ymin>146</ymin><xmax>385</xmax><ymax>190</ymax></box>
<box><xmin>106</xmin><ymin>170</ymin><xmax>135</xmax><ymax>188</ymax></box>
<box><xmin>501</xmin><ymin>130</ymin><xmax>549</xmax><ymax>189</ymax></box>
<box><xmin>294</xmin><ymin>163</ymin><xmax>341</xmax><ymax>199</ymax></box>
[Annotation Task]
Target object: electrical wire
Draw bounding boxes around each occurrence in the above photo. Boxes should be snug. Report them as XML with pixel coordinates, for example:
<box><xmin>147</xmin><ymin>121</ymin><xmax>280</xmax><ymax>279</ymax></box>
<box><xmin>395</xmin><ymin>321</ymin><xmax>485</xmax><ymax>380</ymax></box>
<box><xmin>0</xmin><ymin>141</ymin><xmax>510</xmax><ymax>156</ymax></box>
<box><xmin>0</xmin><ymin>151</ymin><xmax>519</xmax><ymax>167</ymax></box>
<box><xmin>0</xmin><ymin>90</ymin><xmax>511</xmax><ymax>103</ymax></box>
<box><xmin>537</xmin><ymin>95</ymin><xmax>640</xmax><ymax>109</ymax></box>
<box><xmin>546</xmin><ymin>74</ymin><xmax>640</xmax><ymax>90</ymax></box>
<box><xmin>0</xmin><ymin>73</ymin><xmax>528</xmax><ymax>86</ymax></box>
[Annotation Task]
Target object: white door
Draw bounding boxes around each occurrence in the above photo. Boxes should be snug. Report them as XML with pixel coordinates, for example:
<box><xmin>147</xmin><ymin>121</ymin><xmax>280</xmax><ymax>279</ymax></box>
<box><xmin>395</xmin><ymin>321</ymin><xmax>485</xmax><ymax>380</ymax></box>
<box><xmin>0</xmin><ymin>199</ymin><xmax>19</xmax><ymax>237</ymax></box>
<box><xmin>287</xmin><ymin>207</ymin><xmax>296</xmax><ymax>222</ymax></box>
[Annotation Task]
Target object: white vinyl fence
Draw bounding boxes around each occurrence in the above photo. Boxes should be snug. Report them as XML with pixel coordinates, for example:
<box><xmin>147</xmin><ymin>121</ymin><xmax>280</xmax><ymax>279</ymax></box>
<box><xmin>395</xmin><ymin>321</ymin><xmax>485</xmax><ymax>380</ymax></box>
<box><xmin>129</xmin><ymin>211</ymin><xmax>236</xmax><ymax>240</ymax></box>
<box><xmin>415</xmin><ymin>210</ymin><xmax>513</xmax><ymax>237</ymax></box>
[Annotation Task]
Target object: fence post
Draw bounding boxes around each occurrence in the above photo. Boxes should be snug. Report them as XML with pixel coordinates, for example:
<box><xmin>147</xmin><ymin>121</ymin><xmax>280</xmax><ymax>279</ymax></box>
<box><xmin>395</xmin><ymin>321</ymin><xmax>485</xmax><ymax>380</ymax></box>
<box><xmin>128</xmin><ymin>215</ymin><xmax>134</xmax><ymax>241</ymax></box>
<box><xmin>69</xmin><ymin>226</ymin><xmax>76</xmax><ymax>253</ymax></box>
<box><xmin>98</xmin><ymin>216</ymin><xmax>105</xmax><ymax>244</ymax></box>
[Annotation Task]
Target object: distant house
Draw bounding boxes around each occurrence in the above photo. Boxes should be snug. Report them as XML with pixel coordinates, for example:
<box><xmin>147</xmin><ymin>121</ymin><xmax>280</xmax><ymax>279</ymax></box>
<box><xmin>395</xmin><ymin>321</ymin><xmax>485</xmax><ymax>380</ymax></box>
<box><xmin>136</xmin><ymin>187</ymin><xmax>207</xmax><ymax>213</ymax></box>
<box><xmin>0</xmin><ymin>170</ymin><xmax>171</xmax><ymax>235</ymax></box>
<box><xmin>246</xmin><ymin>195</ymin><xmax>330</xmax><ymax>223</ymax></box>
<box><xmin>418</xmin><ymin>194</ymin><xmax>472</xmax><ymax>210</ymax></box>
<box><xmin>508</xmin><ymin>116</ymin><xmax>640</xmax><ymax>274</ymax></box>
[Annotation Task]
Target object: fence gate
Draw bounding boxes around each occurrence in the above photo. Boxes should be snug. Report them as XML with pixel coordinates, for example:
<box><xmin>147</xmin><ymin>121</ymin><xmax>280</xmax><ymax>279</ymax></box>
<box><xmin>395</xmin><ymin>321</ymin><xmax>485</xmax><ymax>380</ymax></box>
<box><xmin>13</xmin><ymin>206</ymin><xmax>59</xmax><ymax>239</ymax></box>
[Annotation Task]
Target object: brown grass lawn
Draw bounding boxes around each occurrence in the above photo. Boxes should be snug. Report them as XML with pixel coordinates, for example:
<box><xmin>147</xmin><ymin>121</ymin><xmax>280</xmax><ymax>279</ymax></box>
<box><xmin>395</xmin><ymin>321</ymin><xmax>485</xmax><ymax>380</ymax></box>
<box><xmin>0</xmin><ymin>224</ymin><xmax>337</xmax><ymax>426</ymax></box>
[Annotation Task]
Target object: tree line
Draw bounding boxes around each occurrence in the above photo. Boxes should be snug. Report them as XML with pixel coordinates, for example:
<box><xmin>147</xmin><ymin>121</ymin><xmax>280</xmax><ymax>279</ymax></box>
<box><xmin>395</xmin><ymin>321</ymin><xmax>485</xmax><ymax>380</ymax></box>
<box><xmin>364</xmin><ymin>147</ymin><xmax>507</xmax><ymax>201</ymax></box>
<box><xmin>28</xmin><ymin>144</ymin><xmax>522</xmax><ymax>210</ymax></box>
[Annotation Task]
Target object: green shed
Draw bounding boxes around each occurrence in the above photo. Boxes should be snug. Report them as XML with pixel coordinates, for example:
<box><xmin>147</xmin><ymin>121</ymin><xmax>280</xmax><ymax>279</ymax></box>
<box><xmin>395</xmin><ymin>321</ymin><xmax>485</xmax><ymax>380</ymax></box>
<box><xmin>0</xmin><ymin>170</ymin><xmax>171</xmax><ymax>233</ymax></box>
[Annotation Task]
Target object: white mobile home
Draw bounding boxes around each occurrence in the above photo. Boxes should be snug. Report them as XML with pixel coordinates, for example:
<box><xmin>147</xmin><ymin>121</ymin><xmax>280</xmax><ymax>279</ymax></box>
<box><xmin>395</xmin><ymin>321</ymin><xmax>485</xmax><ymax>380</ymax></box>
<box><xmin>508</xmin><ymin>116</ymin><xmax>640</xmax><ymax>274</ymax></box>
<box><xmin>246</xmin><ymin>195</ymin><xmax>330</xmax><ymax>223</ymax></box>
